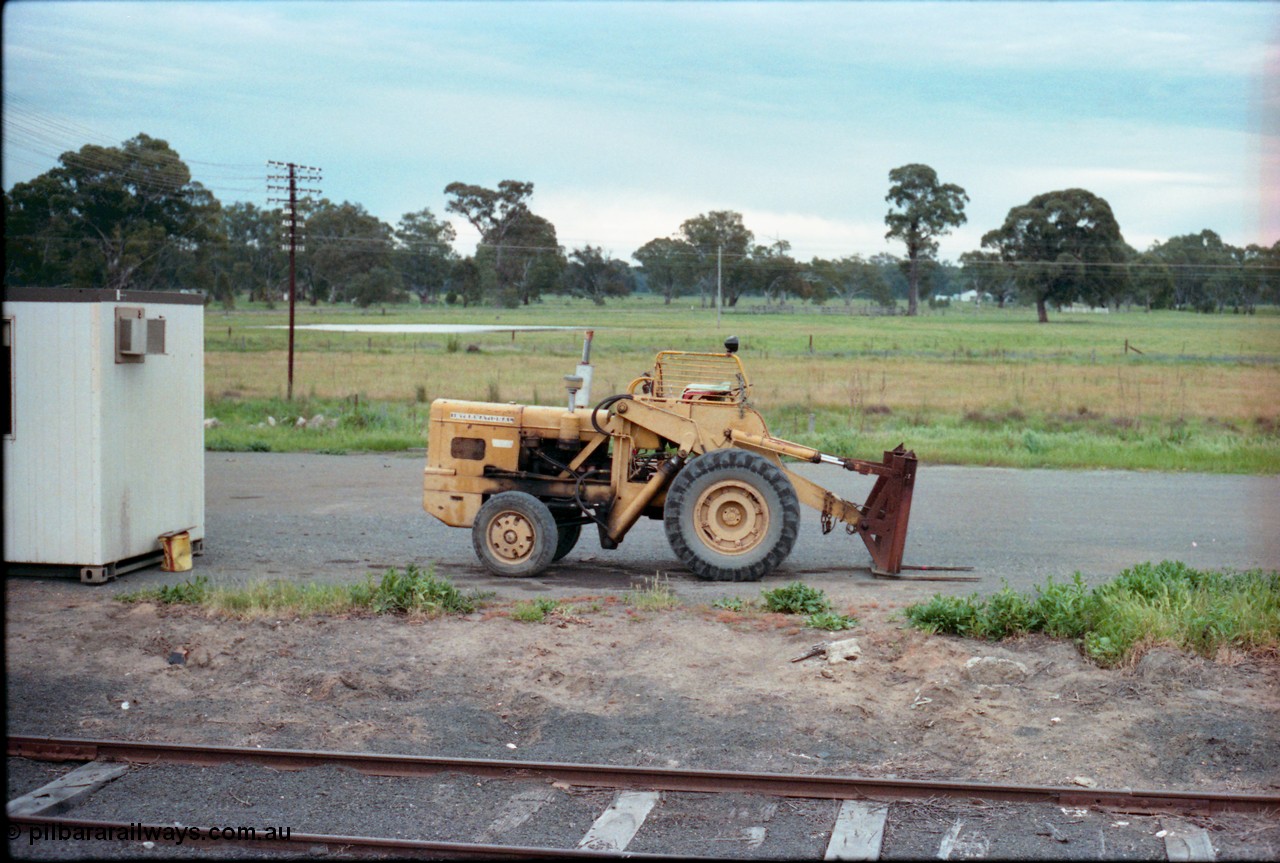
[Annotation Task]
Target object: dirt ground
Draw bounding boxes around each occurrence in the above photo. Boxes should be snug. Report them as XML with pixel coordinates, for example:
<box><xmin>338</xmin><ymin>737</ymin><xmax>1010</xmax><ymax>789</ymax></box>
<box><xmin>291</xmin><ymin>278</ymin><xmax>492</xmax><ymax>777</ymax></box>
<box><xmin>5</xmin><ymin>577</ymin><xmax>1279</xmax><ymax>796</ymax></box>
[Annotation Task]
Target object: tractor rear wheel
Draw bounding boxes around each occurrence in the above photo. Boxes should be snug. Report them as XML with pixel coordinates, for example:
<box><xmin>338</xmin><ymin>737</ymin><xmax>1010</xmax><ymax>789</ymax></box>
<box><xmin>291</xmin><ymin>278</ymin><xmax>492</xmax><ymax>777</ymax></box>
<box><xmin>472</xmin><ymin>492</ymin><xmax>558</xmax><ymax>577</ymax></box>
<box><xmin>663</xmin><ymin>449</ymin><xmax>800</xmax><ymax>581</ymax></box>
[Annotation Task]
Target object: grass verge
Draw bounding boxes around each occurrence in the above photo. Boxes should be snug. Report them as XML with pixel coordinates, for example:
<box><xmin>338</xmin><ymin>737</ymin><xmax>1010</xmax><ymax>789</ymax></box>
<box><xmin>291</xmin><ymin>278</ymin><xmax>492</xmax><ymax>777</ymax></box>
<box><xmin>787</xmin><ymin>410</ymin><xmax>1279</xmax><ymax>474</ymax></box>
<box><xmin>203</xmin><ymin>395</ymin><xmax>1279</xmax><ymax>473</ymax></box>
<box><xmin>204</xmin><ymin>396</ymin><xmax>426</xmax><ymax>453</ymax></box>
<box><xmin>903</xmin><ymin>561</ymin><xmax>1280</xmax><ymax>666</ymax></box>
<box><xmin>204</xmin><ymin>303</ymin><xmax>1280</xmax><ymax>474</ymax></box>
<box><xmin>118</xmin><ymin>565</ymin><xmax>488</xmax><ymax>618</ymax></box>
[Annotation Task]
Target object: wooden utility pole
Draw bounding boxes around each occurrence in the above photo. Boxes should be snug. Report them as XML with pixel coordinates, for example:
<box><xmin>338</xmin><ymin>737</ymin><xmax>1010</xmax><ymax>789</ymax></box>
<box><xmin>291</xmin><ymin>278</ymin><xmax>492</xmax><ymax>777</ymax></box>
<box><xmin>716</xmin><ymin>244</ymin><xmax>723</xmax><ymax>329</ymax></box>
<box><xmin>267</xmin><ymin>161</ymin><xmax>322</xmax><ymax>400</ymax></box>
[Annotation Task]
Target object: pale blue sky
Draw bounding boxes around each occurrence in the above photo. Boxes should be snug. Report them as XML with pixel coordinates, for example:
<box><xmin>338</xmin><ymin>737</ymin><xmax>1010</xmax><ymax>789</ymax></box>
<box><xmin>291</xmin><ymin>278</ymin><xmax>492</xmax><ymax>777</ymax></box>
<box><xmin>4</xmin><ymin>1</ymin><xmax>1277</xmax><ymax>261</ymax></box>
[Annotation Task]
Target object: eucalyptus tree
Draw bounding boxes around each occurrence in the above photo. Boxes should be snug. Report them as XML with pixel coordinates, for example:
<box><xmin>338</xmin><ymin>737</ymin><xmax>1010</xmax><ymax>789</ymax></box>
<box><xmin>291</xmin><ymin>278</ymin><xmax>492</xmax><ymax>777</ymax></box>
<box><xmin>394</xmin><ymin>208</ymin><xmax>457</xmax><ymax>303</ymax></box>
<box><xmin>678</xmin><ymin>210</ymin><xmax>754</xmax><ymax>307</ymax></box>
<box><xmin>632</xmin><ymin>237</ymin><xmax>696</xmax><ymax>304</ymax></box>
<box><xmin>445</xmin><ymin>180</ymin><xmax>563</xmax><ymax>306</ymax></box>
<box><xmin>870</xmin><ymin>253</ymin><xmax>908</xmax><ymax>306</ymax></box>
<box><xmin>958</xmin><ymin>250</ymin><xmax>1016</xmax><ymax>308</ymax></box>
<box><xmin>446</xmin><ymin>257</ymin><xmax>484</xmax><ymax>306</ymax></box>
<box><xmin>562</xmin><ymin>245</ymin><xmax>634</xmax><ymax>305</ymax></box>
<box><xmin>1147</xmin><ymin>230</ymin><xmax>1249</xmax><ymax>313</ymax></box>
<box><xmin>298</xmin><ymin>198</ymin><xmax>396</xmax><ymax>304</ymax></box>
<box><xmin>1127</xmin><ymin>251</ymin><xmax>1175</xmax><ymax>311</ymax></box>
<box><xmin>809</xmin><ymin>255</ymin><xmax>891</xmax><ymax>307</ymax></box>
<box><xmin>4</xmin><ymin>133</ymin><xmax>218</xmax><ymax>291</ymax></box>
<box><xmin>1243</xmin><ymin>241</ymin><xmax>1280</xmax><ymax>310</ymax></box>
<box><xmin>217</xmin><ymin>201</ymin><xmax>286</xmax><ymax>303</ymax></box>
<box><xmin>884</xmin><ymin>164</ymin><xmax>968</xmax><ymax>315</ymax></box>
<box><xmin>472</xmin><ymin>211</ymin><xmax>563</xmax><ymax>306</ymax></box>
<box><xmin>981</xmin><ymin>188</ymin><xmax>1129</xmax><ymax>322</ymax></box>
<box><xmin>751</xmin><ymin>240</ymin><xmax>807</xmax><ymax>304</ymax></box>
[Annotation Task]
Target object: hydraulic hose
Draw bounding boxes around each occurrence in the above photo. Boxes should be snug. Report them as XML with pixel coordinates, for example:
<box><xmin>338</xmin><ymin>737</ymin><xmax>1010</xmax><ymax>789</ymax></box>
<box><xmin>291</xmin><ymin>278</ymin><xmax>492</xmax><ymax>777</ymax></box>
<box><xmin>590</xmin><ymin>394</ymin><xmax>633</xmax><ymax>437</ymax></box>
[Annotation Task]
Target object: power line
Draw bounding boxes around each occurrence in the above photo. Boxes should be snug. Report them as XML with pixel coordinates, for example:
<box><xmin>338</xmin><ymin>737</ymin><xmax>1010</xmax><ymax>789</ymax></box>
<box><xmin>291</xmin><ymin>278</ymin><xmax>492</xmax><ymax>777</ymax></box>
<box><xmin>4</xmin><ymin>100</ymin><xmax>1275</xmax><ymax>273</ymax></box>
<box><xmin>3</xmin><ymin>100</ymin><xmax>269</xmax><ymax>200</ymax></box>
<box><xmin>6</xmin><ymin>227</ymin><xmax>1278</xmax><ymax>274</ymax></box>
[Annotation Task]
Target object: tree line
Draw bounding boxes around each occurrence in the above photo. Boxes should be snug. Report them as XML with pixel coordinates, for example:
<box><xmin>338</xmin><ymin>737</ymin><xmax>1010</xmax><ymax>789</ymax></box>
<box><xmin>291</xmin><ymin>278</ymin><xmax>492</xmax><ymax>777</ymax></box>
<box><xmin>4</xmin><ymin>134</ymin><xmax>1278</xmax><ymax>322</ymax></box>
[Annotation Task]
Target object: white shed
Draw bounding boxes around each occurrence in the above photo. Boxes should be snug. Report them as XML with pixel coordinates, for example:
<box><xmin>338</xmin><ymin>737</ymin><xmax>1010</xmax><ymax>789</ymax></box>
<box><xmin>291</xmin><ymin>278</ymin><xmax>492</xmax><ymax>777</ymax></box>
<box><xmin>2</xmin><ymin>288</ymin><xmax>205</xmax><ymax>583</ymax></box>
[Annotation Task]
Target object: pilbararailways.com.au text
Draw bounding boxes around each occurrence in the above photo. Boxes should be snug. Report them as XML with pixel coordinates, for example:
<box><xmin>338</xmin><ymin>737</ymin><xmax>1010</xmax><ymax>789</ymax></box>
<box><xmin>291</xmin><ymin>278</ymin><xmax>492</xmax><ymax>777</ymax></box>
<box><xmin>20</xmin><ymin>823</ymin><xmax>291</xmax><ymax>846</ymax></box>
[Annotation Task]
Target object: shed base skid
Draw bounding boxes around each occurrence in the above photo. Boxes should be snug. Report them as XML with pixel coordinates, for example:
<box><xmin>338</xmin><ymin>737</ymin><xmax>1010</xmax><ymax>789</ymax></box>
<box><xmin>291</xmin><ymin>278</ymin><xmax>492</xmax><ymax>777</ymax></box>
<box><xmin>5</xmin><ymin>538</ymin><xmax>204</xmax><ymax>584</ymax></box>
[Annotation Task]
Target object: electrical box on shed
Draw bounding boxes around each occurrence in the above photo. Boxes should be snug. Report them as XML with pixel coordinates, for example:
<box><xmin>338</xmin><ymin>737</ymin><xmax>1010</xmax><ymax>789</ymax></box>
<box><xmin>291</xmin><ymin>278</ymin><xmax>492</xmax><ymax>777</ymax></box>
<box><xmin>2</xmin><ymin>288</ymin><xmax>205</xmax><ymax>583</ymax></box>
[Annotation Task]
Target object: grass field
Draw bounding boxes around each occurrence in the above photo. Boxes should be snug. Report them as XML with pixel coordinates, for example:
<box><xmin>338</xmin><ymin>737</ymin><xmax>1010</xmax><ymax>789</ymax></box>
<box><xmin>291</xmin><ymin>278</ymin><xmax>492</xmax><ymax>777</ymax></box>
<box><xmin>203</xmin><ymin>298</ymin><xmax>1280</xmax><ymax>474</ymax></box>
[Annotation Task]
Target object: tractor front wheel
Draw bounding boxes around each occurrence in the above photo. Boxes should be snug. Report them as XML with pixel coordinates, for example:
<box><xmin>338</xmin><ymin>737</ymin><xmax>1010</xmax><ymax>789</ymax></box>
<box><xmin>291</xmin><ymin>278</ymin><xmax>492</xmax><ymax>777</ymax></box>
<box><xmin>553</xmin><ymin>522</ymin><xmax>582</xmax><ymax>561</ymax></box>
<box><xmin>472</xmin><ymin>492</ymin><xmax>558</xmax><ymax>577</ymax></box>
<box><xmin>663</xmin><ymin>449</ymin><xmax>800</xmax><ymax>581</ymax></box>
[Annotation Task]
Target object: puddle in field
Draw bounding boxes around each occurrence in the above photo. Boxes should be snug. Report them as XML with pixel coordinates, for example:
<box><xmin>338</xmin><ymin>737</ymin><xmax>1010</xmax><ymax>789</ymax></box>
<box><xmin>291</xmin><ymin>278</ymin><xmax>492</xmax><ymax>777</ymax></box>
<box><xmin>259</xmin><ymin>324</ymin><xmax>583</xmax><ymax>334</ymax></box>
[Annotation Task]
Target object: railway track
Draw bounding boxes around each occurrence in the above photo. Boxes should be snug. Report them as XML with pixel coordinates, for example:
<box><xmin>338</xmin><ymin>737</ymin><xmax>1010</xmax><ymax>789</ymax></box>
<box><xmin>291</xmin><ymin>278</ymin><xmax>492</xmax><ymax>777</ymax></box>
<box><xmin>9</xmin><ymin>735</ymin><xmax>1279</xmax><ymax>859</ymax></box>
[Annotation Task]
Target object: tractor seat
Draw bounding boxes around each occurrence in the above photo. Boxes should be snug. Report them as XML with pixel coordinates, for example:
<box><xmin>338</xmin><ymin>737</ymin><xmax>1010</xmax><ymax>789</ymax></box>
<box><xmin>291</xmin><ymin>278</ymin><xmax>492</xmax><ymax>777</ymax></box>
<box><xmin>681</xmin><ymin>381</ymin><xmax>734</xmax><ymax>402</ymax></box>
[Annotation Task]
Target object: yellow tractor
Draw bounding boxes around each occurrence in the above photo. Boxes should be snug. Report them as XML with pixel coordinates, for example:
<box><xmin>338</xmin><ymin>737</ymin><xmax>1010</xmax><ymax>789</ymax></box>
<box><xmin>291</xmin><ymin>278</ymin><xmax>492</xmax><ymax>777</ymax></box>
<box><xmin>423</xmin><ymin>335</ymin><xmax>918</xmax><ymax>581</ymax></box>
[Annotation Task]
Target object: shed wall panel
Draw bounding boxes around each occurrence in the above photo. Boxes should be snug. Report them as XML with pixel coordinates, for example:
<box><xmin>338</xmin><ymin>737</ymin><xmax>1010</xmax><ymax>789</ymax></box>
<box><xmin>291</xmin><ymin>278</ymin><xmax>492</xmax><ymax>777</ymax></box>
<box><xmin>98</xmin><ymin>302</ymin><xmax>204</xmax><ymax>559</ymax></box>
<box><xmin>2</xmin><ymin>302</ymin><xmax>103</xmax><ymax>563</ymax></box>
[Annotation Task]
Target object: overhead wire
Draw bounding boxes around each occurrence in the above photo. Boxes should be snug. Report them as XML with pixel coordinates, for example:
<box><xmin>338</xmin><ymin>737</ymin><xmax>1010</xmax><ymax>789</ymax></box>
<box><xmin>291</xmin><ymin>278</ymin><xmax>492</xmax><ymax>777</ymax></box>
<box><xmin>4</xmin><ymin>98</ymin><xmax>268</xmax><ymax>200</ymax></box>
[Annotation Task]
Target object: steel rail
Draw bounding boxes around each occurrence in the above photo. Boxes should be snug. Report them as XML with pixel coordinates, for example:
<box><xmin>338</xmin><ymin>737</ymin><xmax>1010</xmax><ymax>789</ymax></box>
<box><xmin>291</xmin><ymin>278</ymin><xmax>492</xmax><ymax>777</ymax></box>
<box><xmin>7</xmin><ymin>815</ymin><xmax>703</xmax><ymax>860</ymax></box>
<box><xmin>9</xmin><ymin>734</ymin><xmax>1279</xmax><ymax>816</ymax></box>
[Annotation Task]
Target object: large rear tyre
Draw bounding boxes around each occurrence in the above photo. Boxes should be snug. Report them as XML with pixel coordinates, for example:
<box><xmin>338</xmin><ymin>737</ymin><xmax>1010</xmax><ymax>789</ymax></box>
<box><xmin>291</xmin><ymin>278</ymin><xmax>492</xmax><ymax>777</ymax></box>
<box><xmin>663</xmin><ymin>449</ymin><xmax>801</xmax><ymax>582</ymax></box>
<box><xmin>553</xmin><ymin>522</ymin><xmax>582</xmax><ymax>562</ymax></box>
<box><xmin>472</xmin><ymin>492</ymin><xmax>558</xmax><ymax>577</ymax></box>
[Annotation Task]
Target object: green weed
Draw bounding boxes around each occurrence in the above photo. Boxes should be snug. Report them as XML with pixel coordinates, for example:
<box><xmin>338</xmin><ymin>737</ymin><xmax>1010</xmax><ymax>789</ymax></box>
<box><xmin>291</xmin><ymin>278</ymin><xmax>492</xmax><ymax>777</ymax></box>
<box><xmin>902</xmin><ymin>592</ymin><xmax>985</xmax><ymax>637</ymax></box>
<box><xmin>366</xmin><ymin>565</ymin><xmax>478</xmax><ymax>614</ymax></box>
<box><xmin>805</xmin><ymin>611</ymin><xmax>859</xmax><ymax>631</ymax></box>
<box><xmin>761</xmin><ymin>581</ymin><xmax>833</xmax><ymax>615</ymax></box>
<box><xmin>904</xmin><ymin>561</ymin><xmax>1280</xmax><ymax>666</ymax></box>
<box><xmin>511</xmin><ymin>598</ymin><xmax>560</xmax><ymax>622</ymax></box>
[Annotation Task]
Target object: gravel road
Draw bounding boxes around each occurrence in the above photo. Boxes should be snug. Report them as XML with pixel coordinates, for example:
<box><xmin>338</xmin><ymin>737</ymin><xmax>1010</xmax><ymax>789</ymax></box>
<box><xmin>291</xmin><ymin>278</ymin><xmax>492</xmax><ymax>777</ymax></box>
<box><xmin>97</xmin><ymin>452</ymin><xmax>1280</xmax><ymax>600</ymax></box>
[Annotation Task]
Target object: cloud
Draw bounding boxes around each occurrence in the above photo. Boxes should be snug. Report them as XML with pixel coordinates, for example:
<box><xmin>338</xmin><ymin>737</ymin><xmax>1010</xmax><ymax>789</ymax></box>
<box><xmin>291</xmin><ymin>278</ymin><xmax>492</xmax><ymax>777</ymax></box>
<box><xmin>5</xmin><ymin>0</ymin><xmax>1275</xmax><ymax>256</ymax></box>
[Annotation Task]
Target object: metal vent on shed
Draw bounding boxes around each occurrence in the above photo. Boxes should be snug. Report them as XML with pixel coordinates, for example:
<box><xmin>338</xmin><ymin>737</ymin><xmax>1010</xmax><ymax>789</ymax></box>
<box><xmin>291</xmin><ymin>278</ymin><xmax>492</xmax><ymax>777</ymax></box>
<box><xmin>115</xmin><ymin>307</ymin><xmax>166</xmax><ymax>363</ymax></box>
<box><xmin>146</xmin><ymin>317</ymin><xmax>166</xmax><ymax>355</ymax></box>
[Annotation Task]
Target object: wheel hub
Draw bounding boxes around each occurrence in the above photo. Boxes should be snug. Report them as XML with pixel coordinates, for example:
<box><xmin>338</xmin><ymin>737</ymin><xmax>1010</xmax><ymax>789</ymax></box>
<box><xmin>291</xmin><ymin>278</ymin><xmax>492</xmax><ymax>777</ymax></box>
<box><xmin>487</xmin><ymin>511</ymin><xmax>536</xmax><ymax>563</ymax></box>
<box><xmin>694</xmin><ymin>480</ymin><xmax>768</xmax><ymax>555</ymax></box>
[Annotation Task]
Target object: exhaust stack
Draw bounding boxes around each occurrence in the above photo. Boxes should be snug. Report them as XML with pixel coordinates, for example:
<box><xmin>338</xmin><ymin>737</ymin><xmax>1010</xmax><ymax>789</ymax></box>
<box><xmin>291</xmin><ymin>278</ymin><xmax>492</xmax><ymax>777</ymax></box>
<box><xmin>575</xmin><ymin>330</ymin><xmax>594</xmax><ymax>406</ymax></box>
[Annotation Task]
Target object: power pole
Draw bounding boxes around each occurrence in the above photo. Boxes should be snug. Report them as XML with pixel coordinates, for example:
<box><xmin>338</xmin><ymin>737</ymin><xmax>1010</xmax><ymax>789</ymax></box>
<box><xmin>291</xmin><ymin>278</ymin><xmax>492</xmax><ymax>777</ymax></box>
<box><xmin>716</xmin><ymin>244</ymin><xmax>723</xmax><ymax>329</ymax></box>
<box><xmin>267</xmin><ymin>160</ymin><xmax>322</xmax><ymax>400</ymax></box>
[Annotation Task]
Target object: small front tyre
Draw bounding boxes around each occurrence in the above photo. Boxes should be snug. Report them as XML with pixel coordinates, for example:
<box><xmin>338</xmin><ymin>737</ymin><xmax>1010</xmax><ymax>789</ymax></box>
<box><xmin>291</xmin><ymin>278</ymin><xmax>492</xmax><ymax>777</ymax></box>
<box><xmin>553</xmin><ymin>522</ymin><xmax>582</xmax><ymax>562</ymax></box>
<box><xmin>472</xmin><ymin>492</ymin><xmax>558</xmax><ymax>577</ymax></box>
